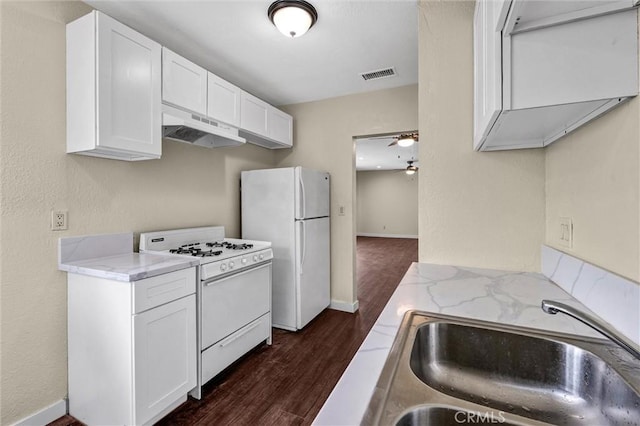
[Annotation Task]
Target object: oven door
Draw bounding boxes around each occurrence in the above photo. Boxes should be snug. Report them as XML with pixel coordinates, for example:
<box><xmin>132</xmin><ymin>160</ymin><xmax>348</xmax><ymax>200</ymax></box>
<box><xmin>201</xmin><ymin>262</ymin><xmax>271</xmax><ymax>350</ymax></box>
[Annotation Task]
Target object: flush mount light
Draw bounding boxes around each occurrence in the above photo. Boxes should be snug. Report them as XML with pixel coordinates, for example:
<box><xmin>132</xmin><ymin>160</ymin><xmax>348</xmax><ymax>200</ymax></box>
<box><xmin>268</xmin><ymin>0</ymin><xmax>318</xmax><ymax>38</ymax></box>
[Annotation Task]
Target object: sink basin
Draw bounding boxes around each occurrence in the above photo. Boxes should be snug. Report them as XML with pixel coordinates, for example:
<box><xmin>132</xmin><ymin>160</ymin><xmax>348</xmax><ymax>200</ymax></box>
<box><xmin>363</xmin><ymin>311</ymin><xmax>640</xmax><ymax>425</ymax></box>
<box><xmin>396</xmin><ymin>405</ymin><xmax>525</xmax><ymax>426</ymax></box>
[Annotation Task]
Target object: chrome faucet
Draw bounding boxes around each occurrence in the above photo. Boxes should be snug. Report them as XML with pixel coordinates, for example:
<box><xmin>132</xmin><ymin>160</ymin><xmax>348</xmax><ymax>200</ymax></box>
<box><xmin>541</xmin><ymin>300</ymin><xmax>640</xmax><ymax>361</ymax></box>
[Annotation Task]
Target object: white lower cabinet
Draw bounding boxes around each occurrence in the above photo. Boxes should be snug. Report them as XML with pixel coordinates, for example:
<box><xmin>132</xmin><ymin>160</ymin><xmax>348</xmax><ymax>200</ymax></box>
<box><xmin>67</xmin><ymin>268</ymin><xmax>196</xmax><ymax>426</ymax></box>
<box><xmin>133</xmin><ymin>296</ymin><xmax>196</xmax><ymax>424</ymax></box>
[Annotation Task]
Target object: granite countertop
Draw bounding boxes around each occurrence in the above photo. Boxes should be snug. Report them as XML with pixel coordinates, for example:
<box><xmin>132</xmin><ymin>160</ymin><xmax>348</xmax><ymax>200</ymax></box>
<box><xmin>59</xmin><ymin>252</ymin><xmax>199</xmax><ymax>282</ymax></box>
<box><xmin>58</xmin><ymin>232</ymin><xmax>198</xmax><ymax>282</ymax></box>
<box><xmin>312</xmin><ymin>262</ymin><xmax>605</xmax><ymax>426</ymax></box>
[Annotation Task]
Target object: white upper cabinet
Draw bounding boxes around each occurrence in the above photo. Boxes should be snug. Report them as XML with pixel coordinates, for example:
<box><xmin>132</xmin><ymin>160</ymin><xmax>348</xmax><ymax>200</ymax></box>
<box><xmin>473</xmin><ymin>0</ymin><xmax>506</xmax><ymax>149</ymax></box>
<box><xmin>207</xmin><ymin>72</ymin><xmax>241</xmax><ymax>127</ymax></box>
<box><xmin>240</xmin><ymin>91</ymin><xmax>270</xmax><ymax>136</ymax></box>
<box><xmin>162</xmin><ymin>48</ymin><xmax>207</xmax><ymax>116</ymax></box>
<box><xmin>474</xmin><ymin>1</ymin><xmax>639</xmax><ymax>151</ymax></box>
<box><xmin>504</xmin><ymin>0</ymin><xmax>639</xmax><ymax>34</ymax></box>
<box><xmin>268</xmin><ymin>108</ymin><xmax>293</xmax><ymax>147</ymax></box>
<box><xmin>66</xmin><ymin>11</ymin><xmax>162</xmax><ymax>161</ymax></box>
<box><xmin>240</xmin><ymin>90</ymin><xmax>293</xmax><ymax>149</ymax></box>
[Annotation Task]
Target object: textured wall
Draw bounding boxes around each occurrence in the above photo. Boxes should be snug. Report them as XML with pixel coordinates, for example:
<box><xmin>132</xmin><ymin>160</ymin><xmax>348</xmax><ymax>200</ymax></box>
<box><xmin>418</xmin><ymin>1</ymin><xmax>546</xmax><ymax>272</ymax></box>
<box><xmin>356</xmin><ymin>170</ymin><xmax>418</xmax><ymax>237</ymax></box>
<box><xmin>545</xmin><ymin>98</ymin><xmax>640</xmax><ymax>281</ymax></box>
<box><xmin>0</xmin><ymin>2</ymin><xmax>275</xmax><ymax>423</ymax></box>
<box><xmin>277</xmin><ymin>85</ymin><xmax>419</xmax><ymax>305</ymax></box>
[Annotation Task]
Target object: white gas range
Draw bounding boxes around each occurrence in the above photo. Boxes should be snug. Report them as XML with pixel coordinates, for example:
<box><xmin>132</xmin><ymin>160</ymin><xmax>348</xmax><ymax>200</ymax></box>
<box><xmin>139</xmin><ymin>226</ymin><xmax>273</xmax><ymax>399</ymax></box>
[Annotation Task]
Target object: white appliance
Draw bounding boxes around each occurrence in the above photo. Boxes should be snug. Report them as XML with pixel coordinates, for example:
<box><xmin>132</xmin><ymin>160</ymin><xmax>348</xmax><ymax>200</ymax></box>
<box><xmin>139</xmin><ymin>226</ymin><xmax>272</xmax><ymax>400</ymax></box>
<box><xmin>241</xmin><ymin>167</ymin><xmax>330</xmax><ymax>331</ymax></box>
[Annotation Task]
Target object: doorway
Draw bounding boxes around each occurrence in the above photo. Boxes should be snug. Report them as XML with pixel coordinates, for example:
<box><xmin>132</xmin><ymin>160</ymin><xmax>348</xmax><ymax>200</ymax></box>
<box><xmin>353</xmin><ymin>132</ymin><xmax>419</xmax><ymax>305</ymax></box>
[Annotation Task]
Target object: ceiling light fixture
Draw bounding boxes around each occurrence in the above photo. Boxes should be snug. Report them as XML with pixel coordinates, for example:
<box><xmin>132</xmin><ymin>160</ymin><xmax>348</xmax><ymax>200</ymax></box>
<box><xmin>397</xmin><ymin>134</ymin><xmax>416</xmax><ymax>148</ymax></box>
<box><xmin>268</xmin><ymin>0</ymin><xmax>318</xmax><ymax>38</ymax></box>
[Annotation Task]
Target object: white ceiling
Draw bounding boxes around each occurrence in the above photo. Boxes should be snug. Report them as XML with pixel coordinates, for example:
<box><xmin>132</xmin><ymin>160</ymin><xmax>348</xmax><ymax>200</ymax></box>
<box><xmin>355</xmin><ymin>135</ymin><xmax>419</xmax><ymax>171</ymax></box>
<box><xmin>84</xmin><ymin>0</ymin><xmax>419</xmax><ymax>106</ymax></box>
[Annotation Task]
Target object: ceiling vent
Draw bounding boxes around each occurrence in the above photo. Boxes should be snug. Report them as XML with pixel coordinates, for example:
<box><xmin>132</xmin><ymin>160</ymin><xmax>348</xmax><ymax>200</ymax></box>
<box><xmin>360</xmin><ymin>67</ymin><xmax>396</xmax><ymax>81</ymax></box>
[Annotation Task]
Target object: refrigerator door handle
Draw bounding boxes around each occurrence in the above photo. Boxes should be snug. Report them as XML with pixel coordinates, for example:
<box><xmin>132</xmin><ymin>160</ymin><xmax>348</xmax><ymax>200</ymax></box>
<box><xmin>299</xmin><ymin>173</ymin><xmax>306</xmax><ymax>219</ymax></box>
<box><xmin>300</xmin><ymin>221</ymin><xmax>306</xmax><ymax>270</ymax></box>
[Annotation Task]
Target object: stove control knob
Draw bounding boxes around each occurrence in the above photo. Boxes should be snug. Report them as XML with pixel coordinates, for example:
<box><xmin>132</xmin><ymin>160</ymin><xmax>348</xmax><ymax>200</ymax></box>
<box><xmin>229</xmin><ymin>261</ymin><xmax>235</xmax><ymax>269</ymax></box>
<box><xmin>220</xmin><ymin>263</ymin><xmax>227</xmax><ymax>272</ymax></box>
<box><xmin>253</xmin><ymin>255</ymin><xmax>258</xmax><ymax>262</ymax></box>
<box><xmin>259</xmin><ymin>253</ymin><xmax>264</xmax><ymax>261</ymax></box>
<box><xmin>242</xmin><ymin>258</ymin><xmax>248</xmax><ymax>265</ymax></box>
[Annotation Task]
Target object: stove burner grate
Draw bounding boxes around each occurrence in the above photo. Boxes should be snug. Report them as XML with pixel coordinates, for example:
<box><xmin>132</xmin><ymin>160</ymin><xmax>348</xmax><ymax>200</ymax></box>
<box><xmin>169</xmin><ymin>247</ymin><xmax>223</xmax><ymax>257</ymax></box>
<box><xmin>206</xmin><ymin>241</ymin><xmax>254</xmax><ymax>250</ymax></box>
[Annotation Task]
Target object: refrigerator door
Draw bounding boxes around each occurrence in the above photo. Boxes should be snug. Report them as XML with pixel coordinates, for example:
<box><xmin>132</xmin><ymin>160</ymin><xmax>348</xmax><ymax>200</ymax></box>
<box><xmin>295</xmin><ymin>167</ymin><xmax>330</xmax><ymax>220</ymax></box>
<box><xmin>241</xmin><ymin>168</ymin><xmax>297</xmax><ymax>330</ymax></box>
<box><xmin>295</xmin><ymin>217</ymin><xmax>330</xmax><ymax>329</ymax></box>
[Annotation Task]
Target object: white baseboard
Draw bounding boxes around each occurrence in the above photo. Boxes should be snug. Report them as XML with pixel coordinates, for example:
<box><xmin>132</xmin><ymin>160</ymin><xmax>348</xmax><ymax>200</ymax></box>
<box><xmin>13</xmin><ymin>399</ymin><xmax>67</xmax><ymax>426</ymax></box>
<box><xmin>329</xmin><ymin>299</ymin><xmax>359</xmax><ymax>313</ymax></box>
<box><xmin>357</xmin><ymin>233</ymin><xmax>418</xmax><ymax>239</ymax></box>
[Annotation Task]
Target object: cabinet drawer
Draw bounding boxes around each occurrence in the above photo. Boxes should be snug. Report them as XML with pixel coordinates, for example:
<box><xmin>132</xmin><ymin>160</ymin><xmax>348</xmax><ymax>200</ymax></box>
<box><xmin>133</xmin><ymin>267</ymin><xmax>195</xmax><ymax>313</ymax></box>
<box><xmin>201</xmin><ymin>313</ymin><xmax>271</xmax><ymax>385</ymax></box>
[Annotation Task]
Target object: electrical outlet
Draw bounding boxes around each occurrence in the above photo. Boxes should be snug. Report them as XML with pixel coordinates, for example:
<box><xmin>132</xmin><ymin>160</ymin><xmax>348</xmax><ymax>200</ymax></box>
<box><xmin>338</xmin><ymin>206</ymin><xmax>345</xmax><ymax>216</ymax></box>
<box><xmin>559</xmin><ymin>217</ymin><xmax>572</xmax><ymax>248</ymax></box>
<box><xmin>51</xmin><ymin>210</ymin><xmax>68</xmax><ymax>231</ymax></box>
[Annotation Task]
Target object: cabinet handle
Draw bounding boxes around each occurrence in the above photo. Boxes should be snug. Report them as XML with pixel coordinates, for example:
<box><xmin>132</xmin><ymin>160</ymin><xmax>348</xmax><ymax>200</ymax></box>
<box><xmin>219</xmin><ymin>321</ymin><xmax>262</xmax><ymax>348</ymax></box>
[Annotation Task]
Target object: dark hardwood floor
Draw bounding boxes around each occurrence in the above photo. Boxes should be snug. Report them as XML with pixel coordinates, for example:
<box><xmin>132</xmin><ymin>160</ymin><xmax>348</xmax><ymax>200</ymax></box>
<box><xmin>50</xmin><ymin>237</ymin><xmax>417</xmax><ymax>426</ymax></box>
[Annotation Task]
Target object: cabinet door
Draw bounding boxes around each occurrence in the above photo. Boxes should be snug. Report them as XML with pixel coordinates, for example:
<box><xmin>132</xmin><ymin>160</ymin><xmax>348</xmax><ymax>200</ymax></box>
<box><xmin>96</xmin><ymin>12</ymin><xmax>161</xmax><ymax>157</ymax></box>
<box><xmin>473</xmin><ymin>0</ymin><xmax>504</xmax><ymax>150</ymax></box>
<box><xmin>162</xmin><ymin>48</ymin><xmax>207</xmax><ymax>115</ymax></box>
<box><xmin>268</xmin><ymin>108</ymin><xmax>293</xmax><ymax>147</ymax></box>
<box><xmin>240</xmin><ymin>91</ymin><xmax>269</xmax><ymax>137</ymax></box>
<box><xmin>133</xmin><ymin>295</ymin><xmax>196</xmax><ymax>425</ymax></box>
<box><xmin>207</xmin><ymin>72</ymin><xmax>241</xmax><ymax>127</ymax></box>
<box><xmin>505</xmin><ymin>0</ymin><xmax>637</xmax><ymax>34</ymax></box>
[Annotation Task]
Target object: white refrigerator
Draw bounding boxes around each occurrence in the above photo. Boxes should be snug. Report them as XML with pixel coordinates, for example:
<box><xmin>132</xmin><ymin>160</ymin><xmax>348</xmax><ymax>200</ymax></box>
<box><xmin>241</xmin><ymin>167</ymin><xmax>330</xmax><ymax>331</ymax></box>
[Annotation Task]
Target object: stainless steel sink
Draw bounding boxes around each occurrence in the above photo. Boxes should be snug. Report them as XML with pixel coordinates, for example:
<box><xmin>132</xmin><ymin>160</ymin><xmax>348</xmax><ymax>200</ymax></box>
<box><xmin>363</xmin><ymin>311</ymin><xmax>640</xmax><ymax>425</ymax></box>
<box><xmin>395</xmin><ymin>405</ymin><xmax>527</xmax><ymax>426</ymax></box>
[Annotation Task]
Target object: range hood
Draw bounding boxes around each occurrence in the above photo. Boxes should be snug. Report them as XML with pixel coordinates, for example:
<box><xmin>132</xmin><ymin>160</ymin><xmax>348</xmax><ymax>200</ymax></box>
<box><xmin>162</xmin><ymin>104</ymin><xmax>246</xmax><ymax>148</ymax></box>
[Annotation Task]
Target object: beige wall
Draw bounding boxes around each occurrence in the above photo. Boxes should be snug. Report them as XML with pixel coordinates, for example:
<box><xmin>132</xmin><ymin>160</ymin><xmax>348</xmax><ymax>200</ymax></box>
<box><xmin>418</xmin><ymin>1</ymin><xmax>546</xmax><ymax>272</ymax></box>
<box><xmin>356</xmin><ymin>170</ymin><xmax>418</xmax><ymax>237</ymax></box>
<box><xmin>0</xmin><ymin>2</ymin><xmax>276</xmax><ymax>423</ymax></box>
<box><xmin>545</xmin><ymin>100</ymin><xmax>640</xmax><ymax>281</ymax></box>
<box><xmin>276</xmin><ymin>85</ymin><xmax>419</xmax><ymax>305</ymax></box>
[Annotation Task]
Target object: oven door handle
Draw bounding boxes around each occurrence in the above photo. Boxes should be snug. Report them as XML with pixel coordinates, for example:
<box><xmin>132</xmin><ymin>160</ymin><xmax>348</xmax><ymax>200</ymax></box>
<box><xmin>203</xmin><ymin>261</ymin><xmax>270</xmax><ymax>286</ymax></box>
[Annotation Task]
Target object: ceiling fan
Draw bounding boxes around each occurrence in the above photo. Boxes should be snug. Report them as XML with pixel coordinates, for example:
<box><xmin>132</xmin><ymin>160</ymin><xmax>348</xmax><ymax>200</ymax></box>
<box><xmin>405</xmin><ymin>160</ymin><xmax>418</xmax><ymax>175</ymax></box>
<box><xmin>388</xmin><ymin>132</ymin><xmax>419</xmax><ymax>147</ymax></box>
